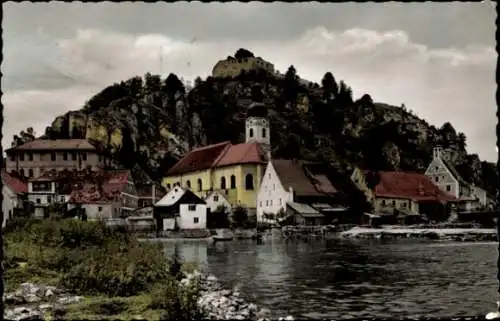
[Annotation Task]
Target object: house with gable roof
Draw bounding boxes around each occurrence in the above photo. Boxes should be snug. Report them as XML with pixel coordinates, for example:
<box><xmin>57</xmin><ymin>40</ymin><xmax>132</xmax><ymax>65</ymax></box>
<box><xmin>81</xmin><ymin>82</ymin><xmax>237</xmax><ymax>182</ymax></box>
<box><xmin>351</xmin><ymin>168</ymin><xmax>457</xmax><ymax>222</ymax></box>
<box><xmin>154</xmin><ymin>186</ymin><xmax>207</xmax><ymax>231</ymax></box>
<box><xmin>257</xmin><ymin>159</ymin><xmax>347</xmax><ymax>225</ymax></box>
<box><xmin>162</xmin><ymin>102</ymin><xmax>271</xmax><ymax>218</ymax></box>
<box><xmin>425</xmin><ymin>147</ymin><xmax>496</xmax><ymax>212</ymax></box>
<box><xmin>2</xmin><ymin>170</ymin><xmax>28</xmax><ymax>226</ymax></box>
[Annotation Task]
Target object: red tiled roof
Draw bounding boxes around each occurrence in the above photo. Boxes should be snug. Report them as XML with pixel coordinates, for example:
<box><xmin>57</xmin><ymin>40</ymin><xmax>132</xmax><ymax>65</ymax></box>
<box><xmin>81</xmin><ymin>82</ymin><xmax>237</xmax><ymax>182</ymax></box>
<box><xmin>368</xmin><ymin>171</ymin><xmax>457</xmax><ymax>202</ymax></box>
<box><xmin>215</xmin><ymin>143</ymin><xmax>267</xmax><ymax>167</ymax></box>
<box><xmin>272</xmin><ymin>159</ymin><xmax>337</xmax><ymax>198</ymax></box>
<box><xmin>167</xmin><ymin>141</ymin><xmax>231</xmax><ymax>176</ymax></box>
<box><xmin>1</xmin><ymin>170</ymin><xmax>27</xmax><ymax>193</ymax></box>
<box><xmin>7</xmin><ymin>139</ymin><xmax>96</xmax><ymax>152</ymax></box>
<box><xmin>166</xmin><ymin>141</ymin><xmax>268</xmax><ymax>176</ymax></box>
<box><xmin>68</xmin><ymin>170</ymin><xmax>130</xmax><ymax>204</ymax></box>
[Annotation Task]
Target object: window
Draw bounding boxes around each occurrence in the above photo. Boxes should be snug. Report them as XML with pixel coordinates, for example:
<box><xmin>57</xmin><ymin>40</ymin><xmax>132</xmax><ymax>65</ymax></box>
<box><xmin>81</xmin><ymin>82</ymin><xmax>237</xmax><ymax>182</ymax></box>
<box><xmin>51</xmin><ymin>152</ymin><xmax>56</xmax><ymax>161</ymax></box>
<box><xmin>98</xmin><ymin>206</ymin><xmax>103</xmax><ymax>212</ymax></box>
<box><xmin>435</xmin><ymin>176</ymin><xmax>439</xmax><ymax>182</ymax></box>
<box><xmin>72</xmin><ymin>152</ymin><xmax>77</xmax><ymax>161</ymax></box>
<box><xmin>266</xmin><ymin>200</ymin><xmax>269</xmax><ymax>206</ymax></box>
<box><xmin>273</xmin><ymin>184</ymin><xmax>275</xmax><ymax>191</ymax></box>
<box><xmin>20</xmin><ymin>153</ymin><xmax>25</xmax><ymax>161</ymax></box>
<box><xmin>249</xmin><ymin>128</ymin><xmax>254</xmax><ymax>138</ymax></box>
<box><xmin>197</xmin><ymin>179</ymin><xmax>202</xmax><ymax>192</ymax></box>
<box><xmin>401</xmin><ymin>201</ymin><xmax>407</xmax><ymax>208</ymax></box>
<box><xmin>186</xmin><ymin>180</ymin><xmax>191</xmax><ymax>189</ymax></box>
<box><xmin>381</xmin><ymin>199</ymin><xmax>386</xmax><ymax>206</ymax></box>
<box><xmin>245</xmin><ymin>174</ymin><xmax>254</xmax><ymax>190</ymax></box>
<box><xmin>63</xmin><ymin>152</ymin><xmax>68</xmax><ymax>161</ymax></box>
<box><xmin>270</xmin><ymin>200</ymin><xmax>273</xmax><ymax>206</ymax></box>
<box><xmin>188</xmin><ymin>205</ymin><xmax>196</xmax><ymax>211</ymax></box>
<box><xmin>279</xmin><ymin>198</ymin><xmax>282</xmax><ymax>205</ymax></box>
<box><xmin>230</xmin><ymin>175</ymin><xmax>236</xmax><ymax>189</ymax></box>
<box><xmin>36</xmin><ymin>198</ymin><xmax>41</xmax><ymax>204</ymax></box>
<box><xmin>166</xmin><ymin>183</ymin><xmax>171</xmax><ymax>190</ymax></box>
<box><xmin>262</xmin><ymin>128</ymin><xmax>266</xmax><ymax>138</ymax></box>
<box><xmin>193</xmin><ymin>217</ymin><xmax>199</xmax><ymax>223</ymax></box>
<box><xmin>82</xmin><ymin>153</ymin><xmax>87</xmax><ymax>161</ymax></box>
<box><xmin>20</xmin><ymin>169</ymin><xmax>25</xmax><ymax>177</ymax></box>
<box><xmin>28</xmin><ymin>152</ymin><xmax>33</xmax><ymax>161</ymax></box>
<box><xmin>391</xmin><ymin>200</ymin><xmax>396</xmax><ymax>206</ymax></box>
<box><xmin>214</xmin><ymin>195</ymin><xmax>219</xmax><ymax>202</ymax></box>
<box><xmin>259</xmin><ymin>201</ymin><xmax>262</xmax><ymax>207</ymax></box>
<box><xmin>47</xmin><ymin>196</ymin><xmax>52</xmax><ymax>203</ymax></box>
<box><xmin>220</xmin><ymin>177</ymin><xmax>227</xmax><ymax>189</ymax></box>
<box><xmin>28</xmin><ymin>169</ymin><xmax>34</xmax><ymax>177</ymax></box>
<box><xmin>60</xmin><ymin>196</ymin><xmax>65</xmax><ymax>202</ymax></box>
<box><xmin>268</xmin><ymin>173</ymin><xmax>271</xmax><ymax>179</ymax></box>
<box><xmin>446</xmin><ymin>185</ymin><xmax>451</xmax><ymax>192</ymax></box>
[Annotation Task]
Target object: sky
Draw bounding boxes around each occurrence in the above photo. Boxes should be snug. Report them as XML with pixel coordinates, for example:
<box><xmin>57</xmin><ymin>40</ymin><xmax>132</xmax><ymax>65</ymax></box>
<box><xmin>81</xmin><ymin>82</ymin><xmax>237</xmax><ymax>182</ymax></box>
<box><xmin>3</xmin><ymin>2</ymin><xmax>497</xmax><ymax>162</ymax></box>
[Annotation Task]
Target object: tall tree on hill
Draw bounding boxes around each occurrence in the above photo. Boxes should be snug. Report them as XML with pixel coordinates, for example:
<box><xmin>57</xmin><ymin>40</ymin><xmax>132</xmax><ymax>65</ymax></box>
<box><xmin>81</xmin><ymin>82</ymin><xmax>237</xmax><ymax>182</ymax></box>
<box><xmin>321</xmin><ymin>72</ymin><xmax>339</xmax><ymax>100</ymax></box>
<box><xmin>283</xmin><ymin>65</ymin><xmax>299</xmax><ymax>106</ymax></box>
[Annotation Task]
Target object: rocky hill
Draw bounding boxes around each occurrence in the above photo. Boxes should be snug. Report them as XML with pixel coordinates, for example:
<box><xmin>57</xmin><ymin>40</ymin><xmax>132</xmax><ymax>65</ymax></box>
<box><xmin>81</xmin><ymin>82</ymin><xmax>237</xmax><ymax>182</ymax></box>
<box><xmin>12</xmin><ymin>49</ymin><xmax>498</xmax><ymax>197</ymax></box>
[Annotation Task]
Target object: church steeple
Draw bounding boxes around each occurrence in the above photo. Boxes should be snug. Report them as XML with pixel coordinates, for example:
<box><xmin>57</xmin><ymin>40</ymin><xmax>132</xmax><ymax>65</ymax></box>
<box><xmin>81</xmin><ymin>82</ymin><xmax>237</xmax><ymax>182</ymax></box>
<box><xmin>245</xmin><ymin>102</ymin><xmax>271</xmax><ymax>158</ymax></box>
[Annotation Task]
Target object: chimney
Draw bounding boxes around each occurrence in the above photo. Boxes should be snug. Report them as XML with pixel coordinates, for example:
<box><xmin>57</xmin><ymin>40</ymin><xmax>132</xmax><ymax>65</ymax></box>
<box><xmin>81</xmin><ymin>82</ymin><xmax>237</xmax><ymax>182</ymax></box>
<box><xmin>433</xmin><ymin>146</ymin><xmax>443</xmax><ymax>160</ymax></box>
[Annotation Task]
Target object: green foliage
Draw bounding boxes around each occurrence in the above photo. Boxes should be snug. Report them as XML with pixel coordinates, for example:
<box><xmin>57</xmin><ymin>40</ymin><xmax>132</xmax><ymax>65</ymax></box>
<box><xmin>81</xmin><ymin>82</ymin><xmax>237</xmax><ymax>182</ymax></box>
<box><xmin>4</xmin><ymin>218</ymin><xmax>202</xmax><ymax>321</ymax></box>
<box><xmin>231</xmin><ymin>206</ymin><xmax>248</xmax><ymax>228</ymax></box>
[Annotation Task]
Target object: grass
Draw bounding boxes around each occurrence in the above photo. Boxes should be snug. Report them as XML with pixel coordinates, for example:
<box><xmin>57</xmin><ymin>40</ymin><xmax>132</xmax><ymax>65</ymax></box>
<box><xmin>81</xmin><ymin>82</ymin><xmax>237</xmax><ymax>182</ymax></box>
<box><xmin>4</xmin><ymin>217</ymin><xmax>203</xmax><ymax>320</ymax></box>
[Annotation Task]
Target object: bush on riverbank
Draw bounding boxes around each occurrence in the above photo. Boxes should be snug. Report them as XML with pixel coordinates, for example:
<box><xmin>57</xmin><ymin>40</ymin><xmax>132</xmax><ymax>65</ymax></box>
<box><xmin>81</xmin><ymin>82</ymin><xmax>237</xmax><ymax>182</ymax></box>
<box><xmin>4</xmin><ymin>217</ymin><xmax>203</xmax><ymax>319</ymax></box>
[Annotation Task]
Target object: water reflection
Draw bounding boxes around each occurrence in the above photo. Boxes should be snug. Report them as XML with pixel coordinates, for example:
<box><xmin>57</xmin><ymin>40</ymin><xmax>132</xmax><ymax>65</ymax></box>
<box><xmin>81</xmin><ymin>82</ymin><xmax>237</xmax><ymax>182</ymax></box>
<box><xmin>163</xmin><ymin>239</ymin><xmax>497</xmax><ymax>318</ymax></box>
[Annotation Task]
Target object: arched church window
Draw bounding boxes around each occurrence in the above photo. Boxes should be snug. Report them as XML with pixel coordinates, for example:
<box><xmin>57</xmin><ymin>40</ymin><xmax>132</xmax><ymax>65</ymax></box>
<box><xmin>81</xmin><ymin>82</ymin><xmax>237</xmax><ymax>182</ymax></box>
<box><xmin>262</xmin><ymin>128</ymin><xmax>266</xmax><ymax>138</ymax></box>
<box><xmin>197</xmin><ymin>179</ymin><xmax>202</xmax><ymax>192</ymax></box>
<box><xmin>245</xmin><ymin>174</ymin><xmax>254</xmax><ymax>190</ymax></box>
<box><xmin>221</xmin><ymin>177</ymin><xmax>227</xmax><ymax>189</ymax></box>
<box><xmin>249</xmin><ymin>128</ymin><xmax>254</xmax><ymax>138</ymax></box>
<box><xmin>230</xmin><ymin>175</ymin><xmax>236</xmax><ymax>189</ymax></box>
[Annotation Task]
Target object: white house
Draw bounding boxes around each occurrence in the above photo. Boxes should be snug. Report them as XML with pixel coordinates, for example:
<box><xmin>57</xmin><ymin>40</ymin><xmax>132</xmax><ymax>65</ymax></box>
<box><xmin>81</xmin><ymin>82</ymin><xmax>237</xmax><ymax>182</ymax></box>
<box><xmin>2</xmin><ymin>170</ymin><xmax>27</xmax><ymax>227</ymax></box>
<box><xmin>154</xmin><ymin>186</ymin><xmax>207</xmax><ymax>231</ymax></box>
<box><xmin>27</xmin><ymin>177</ymin><xmax>70</xmax><ymax>218</ymax></box>
<box><xmin>256</xmin><ymin>159</ymin><xmax>339</xmax><ymax>224</ymax></box>
<box><xmin>204</xmin><ymin>190</ymin><xmax>231</xmax><ymax>213</ymax></box>
<box><xmin>425</xmin><ymin>147</ymin><xmax>495</xmax><ymax>212</ymax></box>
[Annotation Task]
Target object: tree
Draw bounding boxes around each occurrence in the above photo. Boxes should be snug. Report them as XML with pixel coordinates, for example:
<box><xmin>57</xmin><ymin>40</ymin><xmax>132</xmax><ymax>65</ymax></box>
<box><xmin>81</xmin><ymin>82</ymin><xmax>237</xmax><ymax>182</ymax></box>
<box><xmin>321</xmin><ymin>72</ymin><xmax>338</xmax><ymax>99</ymax></box>
<box><xmin>231</xmin><ymin>206</ymin><xmax>248</xmax><ymax>228</ymax></box>
<box><xmin>164</xmin><ymin>73</ymin><xmax>185</xmax><ymax>96</ymax></box>
<box><xmin>457</xmin><ymin>132</ymin><xmax>467</xmax><ymax>150</ymax></box>
<box><xmin>234</xmin><ymin>48</ymin><xmax>254</xmax><ymax>60</ymax></box>
<box><xmin>251</xmin><ymin>85</ymin><xmax>264</xmax><ymax>103</ymax></box>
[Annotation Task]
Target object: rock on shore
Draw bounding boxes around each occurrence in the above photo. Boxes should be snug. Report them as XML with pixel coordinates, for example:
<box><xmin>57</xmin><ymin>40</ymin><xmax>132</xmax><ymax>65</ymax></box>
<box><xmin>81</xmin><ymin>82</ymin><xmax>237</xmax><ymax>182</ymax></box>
<box><xmin>4</xmin><ymin>283</ymin><xmax>84</xmax><ymax>321</ymax></box>
<box><xmin>180</xmin><ymin>270</ymin><xmax>294</xmax><ymax>321</ymax></box>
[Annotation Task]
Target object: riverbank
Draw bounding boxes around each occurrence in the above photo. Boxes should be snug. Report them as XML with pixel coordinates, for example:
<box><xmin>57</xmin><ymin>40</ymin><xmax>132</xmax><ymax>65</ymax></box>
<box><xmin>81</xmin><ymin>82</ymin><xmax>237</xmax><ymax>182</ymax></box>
<box><xmin>341</xmin><ymin>226</ymin><xmax>497</xmax><ymax>241</ymax></box>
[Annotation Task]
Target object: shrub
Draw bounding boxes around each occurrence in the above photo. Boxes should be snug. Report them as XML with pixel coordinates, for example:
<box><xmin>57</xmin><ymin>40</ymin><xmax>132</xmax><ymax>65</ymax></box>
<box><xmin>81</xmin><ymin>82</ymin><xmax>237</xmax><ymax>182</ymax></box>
<box><xmin>151</xmin><ymin>277</ymin><xmax>204</xmax><ymax>321</ymax></box>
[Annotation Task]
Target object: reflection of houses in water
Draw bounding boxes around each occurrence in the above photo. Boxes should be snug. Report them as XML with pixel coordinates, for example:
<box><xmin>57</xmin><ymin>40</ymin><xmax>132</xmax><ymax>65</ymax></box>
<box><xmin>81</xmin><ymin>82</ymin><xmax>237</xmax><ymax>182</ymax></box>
<box><xmin>165</xmin><ymin>242</ymin><xmax>208</xmax><ymax>267</ymax></box>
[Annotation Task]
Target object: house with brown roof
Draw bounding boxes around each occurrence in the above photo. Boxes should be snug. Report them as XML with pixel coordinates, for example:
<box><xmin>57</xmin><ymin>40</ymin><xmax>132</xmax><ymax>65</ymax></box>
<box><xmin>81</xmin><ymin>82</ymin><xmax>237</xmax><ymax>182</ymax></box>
<box><xmin>2</xmin><ymin>170</ymin><xmax>28</xmax><ymax>227</ymax></box>
<box><xmin>5</xmin><ymin>139</ymin><xmax>116</xmax><ymax>179</ymax></box>
<box><xmin>425</xmin><ymin>147</ymin><xmax>496</xmax><ymax>212</ymax></box>
<box><xmin>351</xmin><ymin>168</ymin><xmax>457</xmax><ymax>223</ymax></box>
<box><xmin>67</xmin><ymin>170</ymin><xmax>134</xmax><ymax>220</ymax></box>
<box><xmin>256</xmin><ymin>159</ymin><xmax>345</xmax><ymax>226</ymax></box>
<box><xmin>162</xmin><ymin>103</ymin><xmax>271</xmax><ymax>217</ymax></box>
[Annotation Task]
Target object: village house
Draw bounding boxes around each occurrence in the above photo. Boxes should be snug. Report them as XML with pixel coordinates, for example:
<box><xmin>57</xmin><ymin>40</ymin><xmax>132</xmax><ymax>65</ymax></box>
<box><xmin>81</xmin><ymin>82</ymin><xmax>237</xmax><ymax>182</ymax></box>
<box><xmin>425</xmin><ymin>147</ymin><xmax>496</xmax><ymax>212</ymax></box>
<box><xmin>162</xmin><ymin>102</ymin><xmax>270</xmax><ymax>219</ymax></box>
<box><xmin>204</xmin><ymin>190</ymin><xmax>232</xmax><ymax>213</ymax></box>
<box><xmin>27</xmin><ymin>174</ymin><xmax>71</xmax><ymax>218</ymax></box>
<box><xmin>5</xmin><ymin>139</ymin><xmax>116</xmax><ymax>179</ymax></box>
<box><xmin>68</xmin><ymin>170</ymin><xmax>133</xmax><ymax>220</ymax></box>
<box><xmin>2</xmin><ymin>170</ymin><xmax>28</xmax><ymax>227</ymax></box>
<box><xmin>257</xmin><ymin>159</ymin><xmax>346</xmax><ymax>226</ymax></box>
<box><xmin>154</xmin><ymin>186</ymin><xmax>207</xmax><ymax>231</ymax></box>
<box><xmin>351</xmin><ymin>168</ymin><xmax>457</xmax><ymax>224</ymax></box>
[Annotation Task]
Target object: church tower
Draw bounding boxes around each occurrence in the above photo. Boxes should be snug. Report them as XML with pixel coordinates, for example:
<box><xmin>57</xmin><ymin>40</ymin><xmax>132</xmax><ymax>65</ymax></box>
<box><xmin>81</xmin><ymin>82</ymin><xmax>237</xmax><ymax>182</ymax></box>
<box><xmin>245</xmin><ymin>102</ymin><xmax>271</xmax><ymax>158</ymax></box>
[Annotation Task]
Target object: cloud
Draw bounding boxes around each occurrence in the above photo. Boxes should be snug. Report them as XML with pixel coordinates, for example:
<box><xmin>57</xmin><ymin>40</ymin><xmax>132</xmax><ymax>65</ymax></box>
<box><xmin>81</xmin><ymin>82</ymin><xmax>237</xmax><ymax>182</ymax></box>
<box><xmin>3</xmin><ymin>26</ymin><xmax>496</xmax><ymax>162</ymax></box>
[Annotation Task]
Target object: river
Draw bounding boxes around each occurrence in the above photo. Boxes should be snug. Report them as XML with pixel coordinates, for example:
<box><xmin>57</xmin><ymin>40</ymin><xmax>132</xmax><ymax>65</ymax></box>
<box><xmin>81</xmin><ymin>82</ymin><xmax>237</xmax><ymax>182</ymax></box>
<box><xmin>163</xmin><ymin>238</ymin><xmax>499</xmax><ymax>319</ymax></box>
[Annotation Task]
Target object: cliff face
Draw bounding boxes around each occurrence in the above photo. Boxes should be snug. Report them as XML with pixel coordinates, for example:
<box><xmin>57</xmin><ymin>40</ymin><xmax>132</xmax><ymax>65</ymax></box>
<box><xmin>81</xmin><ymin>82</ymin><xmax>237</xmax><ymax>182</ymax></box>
<box><xmin>25</xmin><ymin>51</ymin><xmax>496</xmax><ymax>197</ymax></box>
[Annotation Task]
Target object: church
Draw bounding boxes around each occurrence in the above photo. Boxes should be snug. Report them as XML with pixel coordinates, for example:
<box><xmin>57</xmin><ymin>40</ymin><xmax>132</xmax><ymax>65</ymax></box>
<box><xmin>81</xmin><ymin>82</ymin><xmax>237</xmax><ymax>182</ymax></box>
<box><xmin>161</xmin><ymin>102</ymin><xmax>271</xmax><ymax>216</ymax></box>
